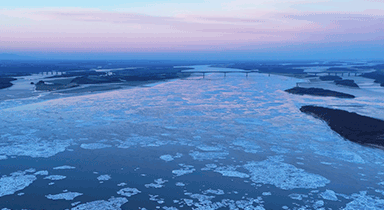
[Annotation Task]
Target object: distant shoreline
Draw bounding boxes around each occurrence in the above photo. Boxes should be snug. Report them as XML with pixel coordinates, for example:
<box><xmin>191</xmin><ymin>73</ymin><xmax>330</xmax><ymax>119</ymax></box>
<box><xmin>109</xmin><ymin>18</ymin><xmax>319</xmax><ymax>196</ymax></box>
<box><xmin>285</xmin><ymin>87</ymin><xmax>355</xmax><ymax>99</ymax></box>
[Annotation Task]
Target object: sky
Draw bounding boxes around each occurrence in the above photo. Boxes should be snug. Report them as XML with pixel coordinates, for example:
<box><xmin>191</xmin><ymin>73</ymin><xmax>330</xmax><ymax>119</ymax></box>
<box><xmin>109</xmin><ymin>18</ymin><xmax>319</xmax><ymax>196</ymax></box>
<box><xmin>0</xmin><ymin>0</ymin><xmax>383</xmax><ymax>60</ymax></box>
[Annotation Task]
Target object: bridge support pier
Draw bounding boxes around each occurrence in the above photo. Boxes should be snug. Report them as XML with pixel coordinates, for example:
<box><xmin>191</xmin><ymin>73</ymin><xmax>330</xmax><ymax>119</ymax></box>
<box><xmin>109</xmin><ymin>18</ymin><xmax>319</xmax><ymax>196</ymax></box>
<box><xmin>203</xmin><ymin>73</ymin><xmax>205</xmax><ymax>79</ymax></box>
<box><xmin>246</xmin><ymin>73</ymin><xmax>248</xmax><ymax>78</ymax></box>
<box><xmin>224</xmin><ymin>72</ymin><xmax>226</xmax><ymax>78</ymax></box>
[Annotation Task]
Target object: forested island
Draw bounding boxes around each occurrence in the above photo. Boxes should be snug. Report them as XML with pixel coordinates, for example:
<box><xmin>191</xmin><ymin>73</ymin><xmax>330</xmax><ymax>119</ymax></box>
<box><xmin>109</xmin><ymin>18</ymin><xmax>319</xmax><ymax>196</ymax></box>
<box><xmin>334</xmin><ymin>79</ymin><xmax>359</xmax><ymax>88</ymax></box>
<box><xmin>0</xmin><ymin>77</ymin><xmax>16</xmax><ymax>90</ymax></box>
<box><xmin>319</xmin><ymin>75</ymin><xmax>342</xmax><ymax>81</ymax></box>
<box><xmin>285</xmin><ymin>87</ymin><xmax>355</xmax><ymax>98</ymax></box>
<box><xmin>300</xmin><ymin>106</ymin><xmax>384</xmax><ymax>147</ymax></box>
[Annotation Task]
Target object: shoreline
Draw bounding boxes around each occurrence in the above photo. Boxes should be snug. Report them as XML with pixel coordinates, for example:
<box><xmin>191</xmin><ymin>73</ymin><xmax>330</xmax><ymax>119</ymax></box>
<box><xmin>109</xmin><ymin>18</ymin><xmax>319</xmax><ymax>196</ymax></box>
<box><xmin>0</xmin><ymin>75</ymin><xmax>195</xmax><ymax>109</ymax></box>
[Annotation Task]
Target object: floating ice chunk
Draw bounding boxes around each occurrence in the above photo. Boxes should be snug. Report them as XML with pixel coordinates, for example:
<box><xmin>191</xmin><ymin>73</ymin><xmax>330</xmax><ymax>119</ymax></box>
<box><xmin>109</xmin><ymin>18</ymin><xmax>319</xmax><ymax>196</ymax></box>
<box><xmin>97</xmin><ymin>175</ymin><xmax>111</xmax><ymax>181</ymax></box>
<box><xmin>320</xmin><ymin>190</ymin><xmax>338</xmax><ymax>201</ymax></box>
<box><xmin>184</xmin><ymin>199</ymin><xmax>194</xmax><ymax>206</ymax></box>
<box><xmin>215</xmin><ymin>170</ymin><xmax>249</xmax><ymax>179</ymax></box>
<box><xmin>165</xmin><ymin>126</ymin><xmax>177</xmax><ymax>130</ymax></box>
<box><xmin>201</xmin><ymin>164</ymin><xmax>217</xmax><ymax>171</ymax></box>
<box><xmin>145</xmin><ymin>179</ymin><xmax>168</xmax><ymax>188</ymax></box>
<box><xmin>232</xmin><ymin>139</ymin><xmax>260</xmax><ymax>154</ymax></box>
<box><xmin>117</xmin><ymin>187</ymin><xmax>141</xmax><ymax>197</ymax></box>
<box><xmin>189</xmin><ymin>193</ymin><xmax>215</xmax><ymax>204</ymax></box>
<box><xmin>235</xmin><ymin>199</ymin><xmax>265</xmax><ymax>210</ymax></box>
<box><xmin>116</xmin><ymin>140</ymin><xmax>137</xmax><ymax>149</ymax></box>
<box><xmin>189</xmin><ymin>151</ymin><xmax>229</xmax><ymax>161</ymax></box>
<box><xmin>172</xmin><ymin>164</ymin><xmax>195</xmax><ymax>176</ymax></box>
<box><xmin>0</xmin><ymin>138</ymin><xmax>72</xmax><ymax>158</ymax></box>
<box><xmin>289</xmin><ymin>193</ymin><xmax>307</xmax><ymax>200</ymax></box>
<box><xmin>17</xmin><ymin>193</ymin><xmax>24</xmax><ymax>196</ymax></box>
<box><xmin>203</xmin><ymin>189</ymin><xmax>225</xmax><ymax>195</ymax></box>
<box><xmin>163</xmin><ymin>207</ymin><xmax>178</xmax><ymax>210</ymax></box>
<box><xmin>25</xmin><ymin>168</ymin><xmax>36</xmax><ymax>173</ymax></box>
<box><xmin>376</xmin><ymin>189</ymin><xmax>384</xmax><ymax>196</ymax></box>
<box><xmin>172</xmin><ymin>168</ymin><xmax>195</xmax><ymax>176</ymax></box>
<box><xmin>53</xmin><ymin>165</ymin><xmax>76</xmax><ymax>170</ymax></box>
<box><xmin>0</xmin><ymin>155</ymin><xmax>7</xmax><ymax>160</ymax></box>
<box><xmin>117</xmin><ymin>136</ymin><xmax>167</xmax><ymax>149</ymax></box>
<box><xmin>71</xmin><ymin>197</ymin><xmax>128</xmax><ymax>210</ymax></box>
<box><xmin>313</xmin><ymin>200</ymin><xmax>324</xmax><ymax>209</ymax></box>
<box><xmin>344</xmin><ymin>191</ymin><xmax>384</xmax><ymax>210</ymax></box>
<box><xmin>214</xmin><ymin>166</ymin><xmax>249</xmax><ymax>178</ymax></box>
<box><xmin>0</xmin><ymin>172</ymin><xmax>36</xmax><ymax>197</ymax></box>
<box><xmin>80</xmin><ymin>143</ymin><xmax>112</xmax><ymax>150</ymax></box>
<box><xmin>243</xmin><ymin>157</ymin><xmax>330</xmax><ymax>190</ymax></box>
<box><xmin>196</xmin><ymin>145</ymin><xmax>222</xmax><ymax>152</ymax></box>
<box><xmin>71</xmin><ymin>201</ymin><xmax>81</xmax><ymax>206</ymax></box>
<box><xmin>44</xmin><ymin>175</ymin><xmax>66</xmax><ymax>181</ymax></box>
<box><xmin>46</xmin><ymin>192</ymin><xmax>83</xmax><ymax>200</ymax></box>
<box><xmin>34</xmin><ymin>170</ymin><xmax>49</xmax><ymax>176</ymax></box>
<box><xmin>149</xmin><ymin>194</ymin><xmax>165</xmax><ymax>204</ymax></box>
<box><xmin>262</xmin><ymin>192</ymin><xmax>271</xmax><ymax>196</ymax></box>
<box><xmin>117</xmin><ymin>183</ymin><xmax>127</xmax><ymax>187</ymax></box>
<box><xmin>320</xmin><ymin>162</ymin><xmax>333</xmax><ymax>165</ymax></box>
<box><xmin>160</xmin><ymin>155</ymin><xmax>174</xmax><ymax>162</ymax></box>
<box><xmin>175</xmin><ymin>182</ymin><xmax>185</xmax><ymax>187</ymax></box>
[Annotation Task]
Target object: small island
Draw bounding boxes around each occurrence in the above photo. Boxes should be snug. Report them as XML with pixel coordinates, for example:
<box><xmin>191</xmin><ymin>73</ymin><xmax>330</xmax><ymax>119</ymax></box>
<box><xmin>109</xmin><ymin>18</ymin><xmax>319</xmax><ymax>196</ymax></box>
<box><xmin>334</xmin><ymin>79</ymin><xmax>359</xmax><ymax>88</ymax></box>
<box><xmin>35</xmin><ymin>80</ymin><xmax>79</xmax><ymax>91</ymax></box>
<box><xmin>319</xmin><ymin>75</ymin><xmax>342</xmax><ymax>81</ymax></box>
<box><xmin>300</xmin><ymin>105</ymin><xmax>384</xmax><ymax>147</ymax></box>
<box><xmin>285</xmin><ymin>87</ymin><xmax>355</xmax><ymax>98</ymax></box>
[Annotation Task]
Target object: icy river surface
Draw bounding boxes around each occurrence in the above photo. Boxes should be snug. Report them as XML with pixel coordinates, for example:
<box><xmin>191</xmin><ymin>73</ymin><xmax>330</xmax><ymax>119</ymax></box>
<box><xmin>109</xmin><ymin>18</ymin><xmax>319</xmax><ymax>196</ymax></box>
<box><xmin>1</xmin><ymin>65</ymin><xmax>384</xmax><ymax>209</ymax></box>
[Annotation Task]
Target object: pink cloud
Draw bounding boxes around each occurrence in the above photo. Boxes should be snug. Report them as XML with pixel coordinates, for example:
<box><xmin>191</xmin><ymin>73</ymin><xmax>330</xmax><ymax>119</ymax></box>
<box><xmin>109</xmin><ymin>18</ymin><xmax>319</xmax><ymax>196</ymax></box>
<box><xmin>0</xmin><ymin>8</ymin><xmax>383</xmax><ymax>52</ymax></box>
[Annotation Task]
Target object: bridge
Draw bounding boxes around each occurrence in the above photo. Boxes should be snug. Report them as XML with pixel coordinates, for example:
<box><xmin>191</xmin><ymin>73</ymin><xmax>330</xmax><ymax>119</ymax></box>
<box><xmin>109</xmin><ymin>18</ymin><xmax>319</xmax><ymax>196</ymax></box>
<box><xmin>181</xmin><ymin>70</ymin><xmax>259</xmax><ymax>78</ymax></box>
<box><xmin>308</xmin><ymin>71</ymin><xmax>362</xmax><ymax>77</ymax></box>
